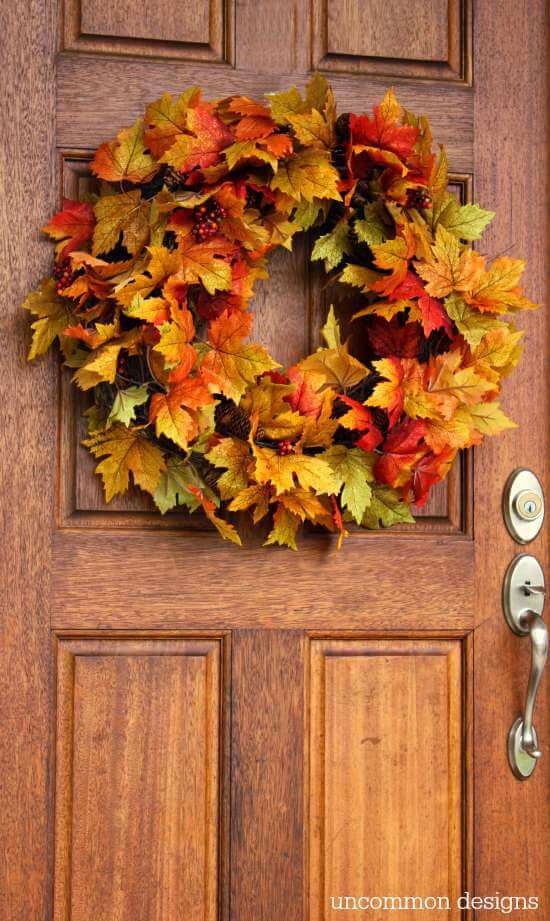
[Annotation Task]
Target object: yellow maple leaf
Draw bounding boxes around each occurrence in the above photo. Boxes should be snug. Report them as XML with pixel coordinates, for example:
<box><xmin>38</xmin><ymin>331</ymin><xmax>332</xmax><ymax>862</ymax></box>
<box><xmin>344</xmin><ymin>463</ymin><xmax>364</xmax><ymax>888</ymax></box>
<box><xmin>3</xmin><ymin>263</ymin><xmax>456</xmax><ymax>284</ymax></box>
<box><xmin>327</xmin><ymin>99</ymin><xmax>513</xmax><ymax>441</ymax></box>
<box><xmin>414</xmin><ymin>224</ymin><xmax>484</xmax><ymax>298</ymax></box>
<box><xmin>144</xmin><ymin>88</ymin><xmax>200</xmax><ymax>158</ymax></box>
<box><xmin>287</xmin><ymin>108</ymin><xmax>334</xmax><ymax>149</ymax></box>
<box><xmin>270</xmin><ymin>149</ymin><xmax>341</xmax><ymax>203</ymax></box>
<box><xmin>371</xmin><ymin>228</ymin><xmax>415</xmax><ymax>294</ymax></box>
<box><xmin>201</xmin><ymin>311</ymin><xmax>279</xmax><ymax>401</ymax></box>
<box><xmin>468</xmin><ymin>326</ymin><xmax>524</xmax><ymax>381</ymax></box>
<box><xmin>23</xmin><ymin>278</ymin><xmax>75</xmax><ymax>359</ymax></box>
<box><xmin>264</xmin><ymin>504</ymin><xmax>301</xmax><ymax>550</ymax></box>
<box><xmin>91</xmin><ymin>119</ymin><xmax>157</xmax><ymax>184</ymax></box>
<box><xmin>72</xmin><ymin>340</ymin><xmax>123</xmax><ymax>390</ymax></box>
<box><xmin>464</xmin><ymin>257</ymin><xmax>538</xmax><ymax>313</ymax></box>
<box><xmin>228</xmin><ymin>483</ymin><xmax>272</xmax><ymax>523</ymax></box>
<box><xmin>149</xmin><ymin>395</ymin><xmax>198</xmax><ymax>449</ymax></box>
<box><xmin>115</xmin><ymin>246</ymin><xmax>181</xmax><ymax>307</ymax></box>
<box><xmin>93</xmin><ymin>191</ymin><xmax>150</xmax><ymax>257</ymax></box>
<box><xmin>253</xmin><ymin>445</ymin><xmax>340</xmax><ymax>496</ymax></box>
<box><xmin>206</xmin><ymin>437</ymin><xmax>252</xmax><ymax>499</ymax></box>
<box><xmin>154</xmin><ymin>301</ymin><xmax>196</xmax><ymax>370</ymax></box>
<box><xmin>84</xmin><ymin>424</ymin><xmax>166</xmax><ymax>500</ymax></box>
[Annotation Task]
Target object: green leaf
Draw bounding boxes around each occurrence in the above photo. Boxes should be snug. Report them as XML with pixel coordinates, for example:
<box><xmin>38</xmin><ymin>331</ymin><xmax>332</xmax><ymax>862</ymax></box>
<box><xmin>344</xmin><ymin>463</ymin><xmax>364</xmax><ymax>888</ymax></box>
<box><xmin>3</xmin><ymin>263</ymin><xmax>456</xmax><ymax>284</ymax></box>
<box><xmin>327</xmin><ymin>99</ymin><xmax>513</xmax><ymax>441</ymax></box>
<box><xmin>323</xmin><ymin>445</ymin><xmax>374</xmax><ymax>524</ymax></box>
<box><xmin>444</xmin><ymin>294</ymin><xmax>507</xmax><ymax>348</ymax></box>
<box><xmin>107</xmin><ymin>385</ymin><xmax>150</xmax><ymax>427</ymax></box>
<box><xmin>354</xmin><ymin>202</ymin><xmax>389</xmax><ymax>246</ymax></box>
<box><xmin>311</xmin><ymin>222</ymin><xmax>353</xmax><ymax>271</ymax></box>
<box><xmin>433</xmin><ymin>193</ymin><xmax>495</xmax><ymax>241</ymax></box>
<box><xmin>153</xmin><ymin>457</ymin><xmax>202</xmax><ymax>514</ymax></box>
<box><xmin>291</xmin><ymin>200</ymin><xmax>327</xmax><ymax>230</ymax></box>
<box><xmin>361</xmin><ymin>485</ymin><xmax>415</xmax><ymax>529</ymax></box>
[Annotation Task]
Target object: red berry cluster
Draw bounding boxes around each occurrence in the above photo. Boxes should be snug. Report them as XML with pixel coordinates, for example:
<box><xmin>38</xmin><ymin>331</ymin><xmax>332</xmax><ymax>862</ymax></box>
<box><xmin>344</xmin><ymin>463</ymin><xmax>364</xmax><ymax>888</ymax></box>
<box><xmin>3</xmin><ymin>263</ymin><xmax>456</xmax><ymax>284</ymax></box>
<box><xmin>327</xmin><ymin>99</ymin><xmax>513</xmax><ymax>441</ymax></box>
<box><xmin>192</xmin><ymin>199</ymin><xmax>227</xmax><ymax>242</ymax></box>
<box><xmin>406</xmin><ymin>187</ymin><xmax>433</xmax><ymax>210</ymax></box>
<box><xmin>53</xmin><ymin>257</ymin><xmax>78</xmax><ymax>293</ymax></box>
<box><xmin>277</xmin><ymin>439</ymin><xmax>294</xmax><ymax>456</ymax></box>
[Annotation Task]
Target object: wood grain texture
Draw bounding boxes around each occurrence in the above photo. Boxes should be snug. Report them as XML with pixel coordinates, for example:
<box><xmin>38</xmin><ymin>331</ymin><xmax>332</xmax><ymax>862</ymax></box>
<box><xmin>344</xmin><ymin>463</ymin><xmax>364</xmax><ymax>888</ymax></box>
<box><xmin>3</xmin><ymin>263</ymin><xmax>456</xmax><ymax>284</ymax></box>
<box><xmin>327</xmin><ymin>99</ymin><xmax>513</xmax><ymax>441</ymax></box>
<box><xmin>0</xmin><ymin>0</ymin><xmax>57</xmax><ymax>917</ymax></box>
<box><xmin>473</xmin><ymin>0</ymin><xmax>550</xmax><ymax>908</ymax></box>
<box><xmin>63</xmin><ymin>0</ymin><xmax>230</xmax><ymax>61</ymax></box>
<box><xmin>235</xmin><ymin>0</ymin><xmax>309</xmax><ymax>72</ymax></box>
<box><xmin>55</xmin><ymin>57</ymin><xmax>474</xmax><ymax>172</ymax></box>
<box><xmin>52</xmin><ymin>530</ymin><xmax>474</xmax><ymax>631</ymax></box>
<box><xmin>309</xmin><ymin>639</ymin><xmax>464</xmax><ymax>919</ymax></box>
<box><xmin>231</xmin><ymin>631</ymin><xmax>304</xmax><ymax>920</ymax></box>
<box><xmin>54</xmin><ymin>636</ymin><xmax>225</xmax><ymax>921</ymax></box>
<box><xmin>312</xmin><ymin>0</ymin><xmax>471</xmax><ymax>82</ymax></box>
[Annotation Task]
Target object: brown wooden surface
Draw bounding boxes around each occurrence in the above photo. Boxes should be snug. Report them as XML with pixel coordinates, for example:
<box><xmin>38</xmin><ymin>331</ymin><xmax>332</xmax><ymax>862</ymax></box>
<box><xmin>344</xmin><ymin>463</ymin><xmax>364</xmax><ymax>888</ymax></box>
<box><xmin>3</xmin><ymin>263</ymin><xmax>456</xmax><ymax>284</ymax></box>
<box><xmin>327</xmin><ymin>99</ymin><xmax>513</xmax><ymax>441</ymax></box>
<box><xmin>309</xmin><ymin>639</ymin><xmax>464</xmax><ymax>919</ymax></box>
<box><xmin>54</xmin><ymin>637</ymin><xmax>224</xmax><ymax>921</ymax></box>
<box><xmin>0</xmin><ymin>0</ymin><xmax>57</xmax><ymax>918</ymax></box>
<box><xmin>1</xmin><ymin>1</ymin><xmax>548</xmax><ymax>919</ymax></box>
<box><xmin>472</xmin><ymin>0</ymin><xmax>550</xmax><ymax>910</ymax></box>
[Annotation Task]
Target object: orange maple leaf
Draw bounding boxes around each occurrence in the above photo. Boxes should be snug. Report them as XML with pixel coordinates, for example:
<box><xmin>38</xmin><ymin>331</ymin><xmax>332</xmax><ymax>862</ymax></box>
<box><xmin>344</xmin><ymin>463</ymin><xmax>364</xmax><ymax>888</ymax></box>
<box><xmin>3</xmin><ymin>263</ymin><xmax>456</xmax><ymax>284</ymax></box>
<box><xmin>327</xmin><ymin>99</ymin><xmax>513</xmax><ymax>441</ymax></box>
<box><xmin>42</xmin><ymin>199</ymin><xmax>95</xmax><ymax>259</ymax></box>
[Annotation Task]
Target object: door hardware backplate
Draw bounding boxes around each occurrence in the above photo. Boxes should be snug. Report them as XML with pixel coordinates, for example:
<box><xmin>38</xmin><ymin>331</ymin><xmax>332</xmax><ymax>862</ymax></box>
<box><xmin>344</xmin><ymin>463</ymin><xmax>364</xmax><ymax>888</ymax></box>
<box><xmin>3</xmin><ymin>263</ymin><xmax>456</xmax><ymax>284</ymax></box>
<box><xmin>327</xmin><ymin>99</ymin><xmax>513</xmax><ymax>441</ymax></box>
<box><xmin>503</xmin><ymin>468</ymin><xmax>545</xmax><ymax>544</ymax></box>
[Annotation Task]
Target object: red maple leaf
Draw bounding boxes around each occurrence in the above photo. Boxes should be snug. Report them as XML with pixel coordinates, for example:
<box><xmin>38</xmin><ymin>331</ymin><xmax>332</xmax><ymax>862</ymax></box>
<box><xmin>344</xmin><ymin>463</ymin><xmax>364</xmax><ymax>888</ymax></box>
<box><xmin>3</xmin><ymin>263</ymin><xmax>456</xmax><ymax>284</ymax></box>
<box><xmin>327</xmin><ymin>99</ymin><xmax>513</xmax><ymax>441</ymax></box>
<box><xmin>42</xmin><ymin>198</ymin><xmax>95</xmax><ymax>258</ymax></box>
<box><xmin>390</xmin><ymin>271</ymin><xmax>452</xmax><ymax>337</ymax></box>
<box><xmin>286</xmin><ymin>367</ymin><xmax>324</xmax><ymax>418</ymax></box>
<box><xmin>338</xmin><ymin>395</ymin><xmax>383</xmax><ymax>451</ymax></box>
<box><xmin>367</xmin><ymin>317</ymin><xmax>421</xmax><ymax>358</ymax></box>
<box><xmin>349</xmin><ymin>110</ymin><xmax>418</xmax><ymax>160</ymax></box>
<box><xmin>409</xmin><ymin>446</ymin><xmax>456</xmax><ymax>507</ymax></box>
<box><xmin>180</xmin><ymin>104</ymin><xmax>234</xmax><ymax>172</ymax></box>
<box><xmin>374</xmin><ymin>418</ymin><xmax>426</xmax><ymax>488</ymax></box>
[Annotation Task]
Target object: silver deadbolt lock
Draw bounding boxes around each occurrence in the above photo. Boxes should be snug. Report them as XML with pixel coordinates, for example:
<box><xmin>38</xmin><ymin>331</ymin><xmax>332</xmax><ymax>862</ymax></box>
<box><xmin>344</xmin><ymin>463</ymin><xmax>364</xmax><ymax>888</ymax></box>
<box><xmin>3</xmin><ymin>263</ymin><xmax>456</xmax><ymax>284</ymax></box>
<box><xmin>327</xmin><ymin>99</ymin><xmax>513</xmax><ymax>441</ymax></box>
<box><xmin>503</xmin><ymin>469</ymin><xmax>545</xmax><ymax>543</ymax></box>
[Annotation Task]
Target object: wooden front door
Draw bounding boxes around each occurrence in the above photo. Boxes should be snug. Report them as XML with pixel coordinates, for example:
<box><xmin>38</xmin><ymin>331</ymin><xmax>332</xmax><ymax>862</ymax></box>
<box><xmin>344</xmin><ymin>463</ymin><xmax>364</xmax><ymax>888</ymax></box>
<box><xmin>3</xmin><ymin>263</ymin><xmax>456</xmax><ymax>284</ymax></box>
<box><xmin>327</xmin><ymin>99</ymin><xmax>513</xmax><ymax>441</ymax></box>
<box><xmin>2</xmin><ymin>1</ymin><xmax>548</xmax><ymax>919</ymax></box>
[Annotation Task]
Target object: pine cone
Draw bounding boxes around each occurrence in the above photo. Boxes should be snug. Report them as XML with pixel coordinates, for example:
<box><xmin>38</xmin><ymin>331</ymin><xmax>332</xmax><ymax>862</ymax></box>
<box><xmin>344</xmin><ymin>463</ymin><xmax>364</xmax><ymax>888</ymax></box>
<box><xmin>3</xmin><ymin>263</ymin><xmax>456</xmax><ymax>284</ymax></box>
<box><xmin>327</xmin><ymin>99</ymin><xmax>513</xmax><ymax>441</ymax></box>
<box><xmin>215</xmin><ymin>399</ymin><xmax>252</xmax><ymax>440</ymax></box>
<box><xmin>164</xmin><ymin>166</ymin><xmax>187</xmax><ymax>192</ymax></box>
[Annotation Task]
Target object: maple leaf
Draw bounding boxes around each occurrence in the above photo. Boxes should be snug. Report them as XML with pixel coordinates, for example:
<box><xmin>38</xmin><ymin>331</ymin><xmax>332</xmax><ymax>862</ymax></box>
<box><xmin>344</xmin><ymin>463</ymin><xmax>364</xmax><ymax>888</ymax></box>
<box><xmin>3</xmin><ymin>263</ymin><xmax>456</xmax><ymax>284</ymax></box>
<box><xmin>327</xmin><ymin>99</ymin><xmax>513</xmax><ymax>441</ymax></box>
<box><xmin>299</xmin><ymin>306</ymin><xmax>369</xmax><ymax>392</ymax></box>
<box><xmin>337</xmin><ymin>395</ymin><xmax>383</xmax><ymax>450</ymax></box>
<box><xmin>125</xmin><ymin>293</ymin><xmax>169</xmax><ymax>325</ymax></box>
<box><xmin>374</xmin><ymin>418</ymin><xmax>427</xmax><ymax>489</ymax></box>
<box><xmin>201</xmin><ymin>310</ymin><xmax>279</xmax><ymax>401</ymax></box>
<box><xmin>91</xmin><ymin>119</ymin><xmax>157</xmax><ymax>183</ymax></box>
<box><xmin>277</xmin><ymin>488</ymin><xmax>329</xmax><ymax>523</ymax></box>
<box><xmin>160</xmin><ymin>103</ymin><xmax>233</xmax><ymax>172</ymax></box>
<box><xmin>431</xmin><ymin>193</ymin><xmax>495</xmax><ymax>241</ymax></box>
<box><xmin>465</xmin><ymin>401</ymin><xmax>517</xmax><ymax>436</ymax></box>
<box><xmin>23</xmin><ymin>278</ymin><xmax>75</xmax><ymax>359</ymax></box>
<box><xmin>205</xmin><ymin>437</ymin><xmax>252</xmax><ymax>499</ymax></box>
<box><xmin>423</xmin><ymin>413</ymin><xmax>474</xmax><ymax>453</ymax></box>
<box><xmin>354</xmin><ymin>202</ymin><xmax>389</xmax><ymax>245</ymax></box>
<box><xmin>323</xmin><ymin>445</ymin><xmax>374</xmax><ymax>524</ymax></box>
<box><xmin>444</xmin><ymin>294</ymin><xmax>507</xmax><ymax>348</ymax></box>
<box><xmin>107</xmin><ymin>385</ymin><xmax>149</xmax><ymax>427</ymax></box>
<box><xmin>42</xmin><ymin>199</ymin><xmax>95</xmax><ymax>259</ymax></box>
<box><xmin>253</xmin><ymin>445</ymin><xmax>340</xmax><ymax>496</ymax></box>
<box><xmin>154</xmin><ymin>300</ymin><xmax>196</xmax><ymax>369</ymax></box>
<box><xmin>287</xmin><ymin>108</ymin><xmax>334</xmax><ymax>149</ymax></box>
<box><xmin>349</xmin><ymin>90</ymin><xmax>418</xmax><ymax>160</ymax></box>
<box><xmin>143</xmin><ymin>87</ymin><xmax>200</xmax><ymax>158</ymax></box>
<box><xmin>168</xmin><ymin>215</ymin><xmax>234</xmax><ymax>293</ymax></box>
<box><xmin>367</xmin><ymin>317</ymin><xmax>421</xmax><ymax>358</ymax></box>
<box><xmin>286</xmin><ymin>366</ymin><xmax>325</xmax><ymax>417</ymax></box>
<box><xmin>311</xmin><ymin>222</ymin><xmax>353</xmax><ymax>271</ymax></box>
<box><xmin>72</xmin><ymin>340</ymin><xmax>123</xmax><ymax>390</ymax></box>
<box><xmin>93</xmin><ymin>191</ymin><xmax>150</xmax><ymax>257</ymax></box>
<box><xmin>228</xmin><ymin>483</ymin><xmax>272</xmax><ymax>524</ymax></box>
<box><xmin>270</xmin><ymin>149</ymin><xmax>341</xmax><ymax>203</ymax></box>
<box><xmin>153</xmin><ymin>456</ymin><xmax>203</xmax><ymax>514</ymax></box>
<box><xmin>115</xmin><ymin>246</ymin><xmax>181</xmax><ymax>307</ymax></box>
<box><xmin>468</xmin><ymin>327</ymin><xmax>524</xmax><ymax>381</ymax></box>
<box><xmin>264</xmin><ymin>504</ymin><xmax>301</xmax><ymax>550</ymax></box>
<box><xmin>366</xmin><ymin>357</ymin><xmax>404</xmax><ymax>427</ymax></box>
<box><xmin>84</xmin><ymin>424</ymin><xmax>166</xmax><ymax>500</ymax></box>
<box><xmin>341</xmin><ymin>264</ymin><xmax>383</xmax><ymax>293</ymax></box>
<box><xmin>422</xmin><ymin>349</ymin><xmax>495</xmax><ymax>419</ymax></box>
<box><xmin>371</xmin><ymin>233</ymin><xmax>414</xmax><ymax>294</ymax></box>
<box><xmin>149</xmin><ymin>368</ymin><xmax>212</xmax><ymax>448</ymax></box>
<box><xmin>361</xmin><ymin>484</ymin><xmax>415</xmax><ymax>528</ymax></box>
<box><xmin>464</xmin><ymin>257</ymin><xmax>538</xmax><ymax>313</ymax></box>
<box><xmin>409</xmin><ymin>446</ymin><xmax>456</xmax><ymax>507</ymax></box>
<box><xmin>414</xmin><ymin>225</ymin><xmax>484</xmax><ymax>299</ymax></box>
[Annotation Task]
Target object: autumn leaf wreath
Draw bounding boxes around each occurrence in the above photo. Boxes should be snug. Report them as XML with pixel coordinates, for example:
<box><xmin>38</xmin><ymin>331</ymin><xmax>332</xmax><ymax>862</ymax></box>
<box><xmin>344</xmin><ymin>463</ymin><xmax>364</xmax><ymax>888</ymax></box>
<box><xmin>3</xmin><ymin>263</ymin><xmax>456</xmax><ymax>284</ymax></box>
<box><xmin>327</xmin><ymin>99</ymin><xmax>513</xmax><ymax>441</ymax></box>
<box><xmin>24</xmin><ymin>76</ymin><xmax>536</xmax><ymax>548</ymax></box>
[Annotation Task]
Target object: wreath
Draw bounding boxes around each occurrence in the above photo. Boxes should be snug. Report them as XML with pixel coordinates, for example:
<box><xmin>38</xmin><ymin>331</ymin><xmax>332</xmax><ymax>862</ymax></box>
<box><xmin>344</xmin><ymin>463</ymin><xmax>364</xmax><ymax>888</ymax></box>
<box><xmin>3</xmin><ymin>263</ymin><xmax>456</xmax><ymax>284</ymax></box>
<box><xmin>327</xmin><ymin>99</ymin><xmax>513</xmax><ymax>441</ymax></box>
<box><xmin>24</xmin><ymin>76</ymin><xmax>536</xmax><ymax>549</ymax></box>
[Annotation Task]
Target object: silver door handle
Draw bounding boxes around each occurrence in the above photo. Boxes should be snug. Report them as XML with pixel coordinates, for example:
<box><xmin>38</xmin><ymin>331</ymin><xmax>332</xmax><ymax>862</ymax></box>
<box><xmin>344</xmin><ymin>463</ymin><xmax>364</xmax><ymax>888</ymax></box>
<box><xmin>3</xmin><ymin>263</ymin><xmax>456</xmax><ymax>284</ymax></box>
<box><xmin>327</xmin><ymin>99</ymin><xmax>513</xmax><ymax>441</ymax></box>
<box><xmin>517</xmin><ymin>610</ymin><xmax>548</xmax><ymax>758</ymax></box>
<box><xmin>503</xmin><ymin>554</ymin><xmax>547</xmax><ymax>779</ymax></box>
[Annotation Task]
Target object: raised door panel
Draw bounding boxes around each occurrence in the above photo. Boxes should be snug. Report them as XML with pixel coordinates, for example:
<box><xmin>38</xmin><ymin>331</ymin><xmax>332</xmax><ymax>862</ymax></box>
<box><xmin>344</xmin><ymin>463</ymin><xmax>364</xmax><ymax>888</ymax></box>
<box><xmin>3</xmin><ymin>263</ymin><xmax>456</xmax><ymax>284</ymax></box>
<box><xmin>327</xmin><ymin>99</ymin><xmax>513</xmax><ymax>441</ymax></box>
<box><xmin>309</xmin><ymin>638</ymin><xmax>468</xmax><ymax>919</ymax></box>
<box><xmin>312</xmin><ymin>0</ymin><xmax>472</xmax><ymax>82</ymax></box>
<box><xmin>62</xmin><ymin>0</ymin><xmax>232</xmax><ymax>62</ymax></box>
<box><xmin>53</xmin><ymin>636</ymin><xmax>227</xmax><ymax>921</ymax></box>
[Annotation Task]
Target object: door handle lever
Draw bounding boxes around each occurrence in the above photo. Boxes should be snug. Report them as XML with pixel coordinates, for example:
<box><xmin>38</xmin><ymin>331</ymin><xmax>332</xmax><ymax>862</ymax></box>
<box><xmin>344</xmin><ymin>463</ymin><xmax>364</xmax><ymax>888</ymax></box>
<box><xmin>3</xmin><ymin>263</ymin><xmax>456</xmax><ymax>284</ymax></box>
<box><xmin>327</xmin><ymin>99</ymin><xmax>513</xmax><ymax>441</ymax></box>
<box><xmin>517</xmin><ymin>610</ymin><xmax>548</xmax><ymax>758</ymax></box>
<box><xmin>503</xmin><ymin>554</ymin><xmax>547</xmax><ymax>779</ymax></box>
